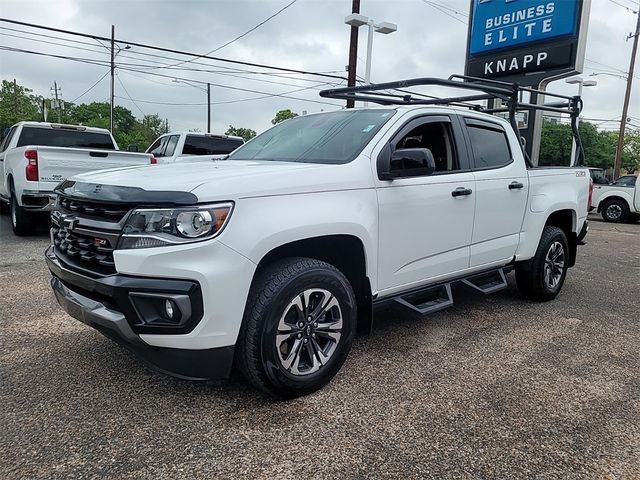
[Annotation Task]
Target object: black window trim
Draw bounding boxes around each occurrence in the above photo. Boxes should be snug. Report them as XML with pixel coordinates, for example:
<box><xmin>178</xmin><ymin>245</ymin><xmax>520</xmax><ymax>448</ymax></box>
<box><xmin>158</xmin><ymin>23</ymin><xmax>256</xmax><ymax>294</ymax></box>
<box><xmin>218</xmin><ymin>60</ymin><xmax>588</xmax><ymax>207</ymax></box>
<box><xmin>0</xmin><ymin>125</ymin><xmax>17</xmax><ymax>153</ymax></box>
<box><xmin>386</xmin><ymin>114</ymin><xmax>471</xmax><ymax>177</ymax></box>
<box><xmin>462</xmin><ymin>117</ymin><xmax>514</xmax><ymax>172</ymax></box>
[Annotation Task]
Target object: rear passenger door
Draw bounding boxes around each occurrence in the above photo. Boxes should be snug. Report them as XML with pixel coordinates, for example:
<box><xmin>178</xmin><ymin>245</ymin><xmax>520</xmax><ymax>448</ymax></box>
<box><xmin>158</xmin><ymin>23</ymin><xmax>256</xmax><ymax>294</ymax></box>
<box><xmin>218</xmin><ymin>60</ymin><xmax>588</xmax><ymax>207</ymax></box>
<box><xmin>464</xmin><ymin>117</ymin><xmax>528</xmax><ymax>268</ymax></box>
<box><xmin>375</xmin><ymin>114</ymin><xmax>476</xmax><ymax>294</ymax></box>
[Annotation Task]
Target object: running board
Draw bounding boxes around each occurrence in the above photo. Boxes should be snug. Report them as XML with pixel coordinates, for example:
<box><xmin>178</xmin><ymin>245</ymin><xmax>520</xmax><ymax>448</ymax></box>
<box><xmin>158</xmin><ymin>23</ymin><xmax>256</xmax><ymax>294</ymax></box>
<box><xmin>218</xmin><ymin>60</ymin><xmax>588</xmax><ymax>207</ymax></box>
<box><xmin>387</xmin><ymin>267</ymin><xmax>508</xmax><ymax>317</ymax></box>
<box><xmin>461</xmin><ymin>268</ymin><xmax>508</xmax><ymax>295</ymax></box>
<box><xmin>394</xmin><ymin>283</ymin><xmax>453</xmax><ymax>316</ymax></box>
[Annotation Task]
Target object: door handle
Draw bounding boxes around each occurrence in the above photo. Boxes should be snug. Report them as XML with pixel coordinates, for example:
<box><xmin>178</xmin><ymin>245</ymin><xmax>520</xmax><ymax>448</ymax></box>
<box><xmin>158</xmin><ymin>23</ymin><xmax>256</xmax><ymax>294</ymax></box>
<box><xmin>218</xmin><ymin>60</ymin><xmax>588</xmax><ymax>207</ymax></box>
<box><xmin>509</xmin><ymin>181</ymin><xmax>524</xmax><ymax>190</ymax></box>
<box><xmin>451</xmin><ymin>187</ymin><xmax>473</xmax><ymax>197</ymax></box>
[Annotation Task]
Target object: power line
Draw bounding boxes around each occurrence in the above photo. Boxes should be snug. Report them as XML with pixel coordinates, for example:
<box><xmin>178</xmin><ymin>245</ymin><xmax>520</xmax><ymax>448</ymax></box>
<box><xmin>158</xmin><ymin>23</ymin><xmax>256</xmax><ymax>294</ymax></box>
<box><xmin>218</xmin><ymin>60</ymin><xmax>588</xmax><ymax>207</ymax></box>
<box><xmin>422</xmin><ymin>0</ymin><xmax>468</xmax><ymax>25</ymax></box>
<box><xmin>115</xmin><ymin>73</ymin><xmax>145</xmax><ymax>116</ymax></box>
<box><xmin>0</xmin><ymin>43</ymin><xmax>343</xmax><ymax>107</ymax></box>
<box><xmin>158</xmin><ymin>0</ymin><xmax>299</xmax><ymax>69</ymax></box>
<box><xmin>70</xmin><ymin>69</ymin><xmax>110</xmax><ymax>103</ymax></box>
<box><xmin>0</xmin><ymin>18</ymin><xmax>347</xmax><ymax>80</ymax></box>
<box><xmin>608</xmin><ymin>0</ymin><xmax>639</xmax><ymax>13</ymax></box>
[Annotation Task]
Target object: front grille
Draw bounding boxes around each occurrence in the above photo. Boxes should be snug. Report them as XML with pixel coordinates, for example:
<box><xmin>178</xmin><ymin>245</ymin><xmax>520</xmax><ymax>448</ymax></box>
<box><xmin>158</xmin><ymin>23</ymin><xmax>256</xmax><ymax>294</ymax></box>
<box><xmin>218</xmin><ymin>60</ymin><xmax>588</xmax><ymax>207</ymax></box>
<box><xmin>58</xmin><ymin>196</ymin><xmax>131</xmax><ymax>222</ymax></box>
<box><xmin>52</xmin><ymin>223</ymin><xmax>116</xmax><ymax>274</ymax></box>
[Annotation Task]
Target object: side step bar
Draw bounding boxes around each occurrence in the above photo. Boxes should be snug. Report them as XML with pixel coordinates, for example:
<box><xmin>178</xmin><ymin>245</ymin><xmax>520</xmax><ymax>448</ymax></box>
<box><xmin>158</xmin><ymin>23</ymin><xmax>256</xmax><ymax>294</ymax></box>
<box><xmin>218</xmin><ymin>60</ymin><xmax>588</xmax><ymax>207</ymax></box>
<box><xmin>461</xmin><ymin>268</ymin><xmax>508</xmax><ymax>295</ymax></box>
<box><xmin>388</xmin><ymin>267</ymin><xmax>509</xmax><ymax>317</ymax></box>
<box><xmin>394</xmin><ymin>283</ymin><xmax>453</xmax><ymax>316</ymax></box>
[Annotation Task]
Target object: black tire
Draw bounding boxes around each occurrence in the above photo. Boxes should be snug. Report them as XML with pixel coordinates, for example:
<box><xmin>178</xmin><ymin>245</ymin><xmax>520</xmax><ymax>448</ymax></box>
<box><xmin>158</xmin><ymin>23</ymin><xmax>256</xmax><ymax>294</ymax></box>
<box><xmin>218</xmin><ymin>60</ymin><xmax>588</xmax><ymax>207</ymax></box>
<box><xmin>601</xmin><ymin>198</ymin><xmax>629</xmax><ymax>223</ymax></box>
<box><xmin>515</xmin><ymin>226</ymin><xmax>569</xmax><ymax>302</ymax></box>
<box><xmin>0</xmin><ymin>199</ymin><xmax>8</xmax><ymax>215</ymax></box>
<box><xmin>10</xmin><ymin>190</ymin><xmax>35</xmax><ymax>236</ymax></box>
<box><xmin>236</xmin><ymin>257</ymin><xmax>357</xmax><ymax>398</ymax></box>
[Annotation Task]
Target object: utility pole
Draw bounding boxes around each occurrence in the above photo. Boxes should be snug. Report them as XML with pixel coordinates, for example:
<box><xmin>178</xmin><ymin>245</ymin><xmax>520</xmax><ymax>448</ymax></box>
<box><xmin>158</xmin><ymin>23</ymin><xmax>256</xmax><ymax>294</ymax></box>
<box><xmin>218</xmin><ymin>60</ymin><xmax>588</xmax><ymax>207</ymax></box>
<box><xmin>207</xmin><ymin>83</ymin><xmax>211</xmax><ymax>133</ymax></box>
<box><xmin>13</xmin><ymin>79</ymin><xmax>18</xmax><ymax>117</ymax></box>
<box><xmin>346</xmin><ymin>0</ymin><xmax>360</xmax><ymax>108</ymax></box>
<box><xmin>614</xmin><ymin>9</ymin><xmax>640</xmax><ymax>179</ymax></box>
<box><xmin>51</xmin><ymin>81</ymin><xmax>62</xmax><ymax>123</ymax></box>
<box><xmin>110</xmin><ymin>24</ymin><xmax>115</xmax><ymax>133</ymax></box>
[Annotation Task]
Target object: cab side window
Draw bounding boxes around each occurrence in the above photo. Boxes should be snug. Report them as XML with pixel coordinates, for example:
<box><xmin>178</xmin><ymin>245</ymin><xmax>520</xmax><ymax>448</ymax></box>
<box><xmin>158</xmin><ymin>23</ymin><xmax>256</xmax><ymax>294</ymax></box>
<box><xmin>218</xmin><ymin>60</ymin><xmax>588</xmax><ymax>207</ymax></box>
<box><xmin>613</xmin><ymin>176</ymin><xmax>637</xmax><ymax>187</ymax></box>
<box><xmin>148</xmin><ymin>136</ymin><xmax>169</xmax><ymax>157</ymax></box>
<box><xmin>466</xmin><ymin>122</ymin><xmax>512</xmax><ymax>169</ymax></box>
<box><xmin>394</xmin><ymin>121</ymin><xmax>459</xmax><ymax>173</ymax></box>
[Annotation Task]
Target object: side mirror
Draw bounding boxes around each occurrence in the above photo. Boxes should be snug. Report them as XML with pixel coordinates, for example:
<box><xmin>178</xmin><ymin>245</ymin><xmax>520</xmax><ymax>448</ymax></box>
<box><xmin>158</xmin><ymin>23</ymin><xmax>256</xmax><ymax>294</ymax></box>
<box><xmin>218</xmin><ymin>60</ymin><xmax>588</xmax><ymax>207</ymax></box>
<box><xmin>378</xmin><ymin>145</ymin><xmax>436</xmax><ymax>180</ymax></box>
<box><xmin>127</xmin><ymin>144</ymin><xmax>139</xmax><ymax>152</ymax></box>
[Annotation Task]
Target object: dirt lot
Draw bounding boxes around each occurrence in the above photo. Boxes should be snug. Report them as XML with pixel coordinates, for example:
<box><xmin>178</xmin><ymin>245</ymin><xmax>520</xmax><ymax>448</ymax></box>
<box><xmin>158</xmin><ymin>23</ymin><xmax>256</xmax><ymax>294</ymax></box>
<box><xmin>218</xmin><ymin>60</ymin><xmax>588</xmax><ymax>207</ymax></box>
<box><xmin>1</xmin><ymin>214</ymin><xmax>639</xmax><ymax>479</ymax></box>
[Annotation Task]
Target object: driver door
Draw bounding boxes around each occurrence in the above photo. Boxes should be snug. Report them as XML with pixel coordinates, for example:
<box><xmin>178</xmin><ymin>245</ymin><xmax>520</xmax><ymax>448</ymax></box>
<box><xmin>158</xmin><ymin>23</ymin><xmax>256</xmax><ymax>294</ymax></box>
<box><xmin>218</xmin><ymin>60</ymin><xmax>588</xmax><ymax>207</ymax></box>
<box><xmin>375</xmin><ymin>114</ymin><xmax>475</xmax><ymax>294</ymax></box>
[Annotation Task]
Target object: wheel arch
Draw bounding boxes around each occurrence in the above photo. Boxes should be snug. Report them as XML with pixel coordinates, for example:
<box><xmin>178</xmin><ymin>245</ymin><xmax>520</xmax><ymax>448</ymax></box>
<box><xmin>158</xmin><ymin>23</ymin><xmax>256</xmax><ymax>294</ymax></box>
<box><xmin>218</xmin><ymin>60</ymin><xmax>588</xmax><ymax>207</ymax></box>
<box><xmin>255</xmin><ymin>234</ymin><xmax>373</xmax><ymax>334</ymax></box>
<box><xmin>597</xmin><ymin>195</ymin><xmax>630</xmax><ymax>213</ymax></box>
<box><xmin>544</xmin><ymin>209</ymin><xmax>577</xmax><ymax>267</ymax></box>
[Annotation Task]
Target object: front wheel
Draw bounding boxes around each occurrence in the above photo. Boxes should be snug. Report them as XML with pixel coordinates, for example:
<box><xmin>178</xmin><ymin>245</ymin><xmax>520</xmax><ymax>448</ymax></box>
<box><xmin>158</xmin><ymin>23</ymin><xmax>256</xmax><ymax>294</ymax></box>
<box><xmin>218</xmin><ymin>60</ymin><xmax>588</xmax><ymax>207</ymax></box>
<box><xmin>516</xmin><ymin>226</ymin><xmax>569</xmax><ymax>302</ymax></box>
<box><xmin>237</xmin><ymin>257</ymin><xmax>357</xmax><ymax>398</ymax></box>
<box><xmin>601</xmin><ymin>199</ymin><xmax>629</xmax><ymax>223</ymax></box>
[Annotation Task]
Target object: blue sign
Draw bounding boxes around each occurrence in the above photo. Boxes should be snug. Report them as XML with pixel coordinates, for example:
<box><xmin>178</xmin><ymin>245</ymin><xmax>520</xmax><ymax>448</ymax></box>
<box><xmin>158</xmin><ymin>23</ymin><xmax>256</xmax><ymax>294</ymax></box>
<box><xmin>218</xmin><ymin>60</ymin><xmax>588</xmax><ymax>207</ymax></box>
<box><xmin>469</xmin><ymin>0</ymin><xmax>581</xmax><ymax>56</ymax></box>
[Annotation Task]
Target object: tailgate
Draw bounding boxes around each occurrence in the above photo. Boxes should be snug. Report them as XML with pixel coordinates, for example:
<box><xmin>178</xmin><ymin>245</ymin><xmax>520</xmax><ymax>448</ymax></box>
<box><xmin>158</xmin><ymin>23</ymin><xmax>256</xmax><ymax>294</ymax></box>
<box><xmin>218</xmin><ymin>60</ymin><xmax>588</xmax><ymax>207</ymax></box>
<box><xmin>36</xmin><ymin>146</ymin><xmax>152</xmax><ymax>186</ymax></box>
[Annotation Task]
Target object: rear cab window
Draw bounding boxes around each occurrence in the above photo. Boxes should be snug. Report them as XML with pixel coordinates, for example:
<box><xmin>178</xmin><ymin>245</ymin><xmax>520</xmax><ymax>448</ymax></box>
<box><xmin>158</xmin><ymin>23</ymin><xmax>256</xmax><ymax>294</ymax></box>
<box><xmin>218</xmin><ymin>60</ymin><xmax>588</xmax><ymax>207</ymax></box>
<box><xmin>182</xmin><ymin>135</ymin><xmax>244</xmax><ymax>156</ymax></box>
<box><xmin>16</xmin><ymin>126</ymin><xmax>115</xmax><ymax>150</ymax></box>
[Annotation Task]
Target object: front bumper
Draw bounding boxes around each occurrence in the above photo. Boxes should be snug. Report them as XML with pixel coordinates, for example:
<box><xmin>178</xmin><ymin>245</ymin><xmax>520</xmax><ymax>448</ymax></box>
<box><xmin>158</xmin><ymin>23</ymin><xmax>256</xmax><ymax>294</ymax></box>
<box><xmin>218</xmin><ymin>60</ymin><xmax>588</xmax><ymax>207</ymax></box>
<box><xmin>46</xmin><ymin>246</ymin><xmax>235</xmax><ymax>381</ymax></box>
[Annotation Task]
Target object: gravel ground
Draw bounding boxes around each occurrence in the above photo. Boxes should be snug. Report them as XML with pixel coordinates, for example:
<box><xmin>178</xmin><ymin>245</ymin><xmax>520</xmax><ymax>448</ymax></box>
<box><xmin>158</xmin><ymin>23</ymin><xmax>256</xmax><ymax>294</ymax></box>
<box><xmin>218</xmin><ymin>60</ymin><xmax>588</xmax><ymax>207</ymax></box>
<box><xmin>1</xmin><ymin>213</ymin><xmax>639</xmax><ymax>479</ymax></box>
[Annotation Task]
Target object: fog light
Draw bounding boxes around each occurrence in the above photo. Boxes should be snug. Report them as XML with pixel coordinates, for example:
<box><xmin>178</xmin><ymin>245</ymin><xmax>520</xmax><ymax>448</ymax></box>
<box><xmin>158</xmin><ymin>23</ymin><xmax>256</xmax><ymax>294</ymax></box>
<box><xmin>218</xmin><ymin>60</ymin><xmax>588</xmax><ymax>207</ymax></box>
<box><xmin>164</xmin><ymin>299</ymin><xmax>175</xmax><ymax>320</ymax></box>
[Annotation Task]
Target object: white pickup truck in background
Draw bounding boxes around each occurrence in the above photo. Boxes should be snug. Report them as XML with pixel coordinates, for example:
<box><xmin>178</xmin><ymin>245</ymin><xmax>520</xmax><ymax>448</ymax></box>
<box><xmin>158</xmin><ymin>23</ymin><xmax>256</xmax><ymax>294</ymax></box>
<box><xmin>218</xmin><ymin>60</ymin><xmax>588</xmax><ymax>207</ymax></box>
<box><xmin>0</xmin><ymin>122</ymin><xmax>154</xmax><ymax>235</ymax></box>
<box><xmin>591</xmin><ymin>174</ymin><xmax>639</xmax><ymax>223</ymax></box>
<box><xmin>146</xmin><ymin>132</ymin><xmax>244</xmax><ymax>163</ymax></box>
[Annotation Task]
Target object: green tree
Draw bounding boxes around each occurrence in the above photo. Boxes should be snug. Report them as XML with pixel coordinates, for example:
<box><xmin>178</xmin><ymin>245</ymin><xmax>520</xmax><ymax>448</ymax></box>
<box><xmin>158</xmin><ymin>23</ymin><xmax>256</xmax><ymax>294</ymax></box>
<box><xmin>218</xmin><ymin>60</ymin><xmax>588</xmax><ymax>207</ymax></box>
<box><xmin>537</xmin><ymin>120</ymin><xmax>637</xmax><ymax>171</ymax></box>
<box><xmin>0</xmin><ymin>79</ymin><xmax>43</xmax><ymax>133</ymax></box>
<box><xmin>142</xmin><ymin>114</ymin><xmax>169</xmax><ymax>139</ymax></box>
<box><xmin>225</xmin><ymin>125</ymin><xmax>256</xmax><ymax>141</ymax></box>
<box><xmin>271</xmin><ymin>108</ymin><xmax>298</xmax><ymax>125</ymax></box>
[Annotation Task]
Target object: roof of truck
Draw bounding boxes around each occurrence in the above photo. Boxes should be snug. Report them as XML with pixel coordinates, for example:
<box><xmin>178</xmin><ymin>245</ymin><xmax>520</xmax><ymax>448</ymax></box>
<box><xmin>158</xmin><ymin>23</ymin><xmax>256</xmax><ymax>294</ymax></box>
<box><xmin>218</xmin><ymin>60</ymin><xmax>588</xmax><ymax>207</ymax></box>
<box><xmin>160</xmin><ymin>131</ymin><xmax>244</xmax><ymax>142</ymax></box>
<box><xmin>12</xmin><ymin>121</ymin><xmax>111</xmax><ymax>134</ymax></box>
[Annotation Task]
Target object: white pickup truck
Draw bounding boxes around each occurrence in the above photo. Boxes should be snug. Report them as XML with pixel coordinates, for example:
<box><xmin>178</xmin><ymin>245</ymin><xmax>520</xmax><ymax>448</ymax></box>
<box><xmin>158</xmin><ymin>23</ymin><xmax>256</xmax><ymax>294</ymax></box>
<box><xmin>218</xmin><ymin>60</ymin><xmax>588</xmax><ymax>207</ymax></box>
<box><xmin>0</xmin><ymin>122</ymin><xmax>154</xmax><ymax>235</ymax></box>
<box><xmin>146</xmin><ymin>132</ymin><xmax>244</xmax><ymax>163</ymax></box>
<box><xmin>45</xmin><ymin>77</ymin><xmax>591</xmax><ymax>398</ymax></box>
<box><xmin>591</xmin><ymin>174</ymin><xmax>639</xmax><ymax>223</ymax></box>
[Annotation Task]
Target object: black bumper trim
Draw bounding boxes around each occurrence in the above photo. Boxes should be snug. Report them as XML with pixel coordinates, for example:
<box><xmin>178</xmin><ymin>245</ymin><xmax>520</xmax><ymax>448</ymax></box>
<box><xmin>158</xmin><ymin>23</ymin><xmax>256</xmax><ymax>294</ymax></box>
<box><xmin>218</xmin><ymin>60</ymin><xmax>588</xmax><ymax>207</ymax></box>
<box><xmin>45</xmin><ymin>246</ymin><xmax>204</xmax><ymax>335</ymax></box>
<box><xmin>50</xmin><ymin>275</ymin><xmax>234</xmax><ymax>381</ymax></box>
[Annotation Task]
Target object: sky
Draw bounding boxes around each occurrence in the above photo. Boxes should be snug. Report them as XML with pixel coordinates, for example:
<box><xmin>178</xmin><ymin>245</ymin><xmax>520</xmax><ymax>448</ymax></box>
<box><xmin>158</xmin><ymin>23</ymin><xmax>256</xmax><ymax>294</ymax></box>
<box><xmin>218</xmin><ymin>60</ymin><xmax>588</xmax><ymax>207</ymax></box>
<box><xmin>0</xmin><ymin>0</ymin><xmax>639</xmax><ymax>136</ymax></box>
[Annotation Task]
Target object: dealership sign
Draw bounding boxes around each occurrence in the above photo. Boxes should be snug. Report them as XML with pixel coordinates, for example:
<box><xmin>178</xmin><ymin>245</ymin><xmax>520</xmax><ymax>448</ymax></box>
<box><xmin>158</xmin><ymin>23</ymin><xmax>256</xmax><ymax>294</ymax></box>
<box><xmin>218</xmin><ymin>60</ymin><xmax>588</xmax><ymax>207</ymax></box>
<box><xmin>465</xmin><ymin>0</ymin><xmax>591</xmax><ymax>85</ymax></box>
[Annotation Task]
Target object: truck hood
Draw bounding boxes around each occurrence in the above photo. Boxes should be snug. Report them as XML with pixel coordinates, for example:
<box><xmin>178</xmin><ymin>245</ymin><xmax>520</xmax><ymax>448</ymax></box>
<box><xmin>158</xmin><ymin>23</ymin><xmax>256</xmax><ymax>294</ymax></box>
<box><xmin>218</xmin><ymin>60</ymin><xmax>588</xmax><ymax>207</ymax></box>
<box><xmin>70</xmin><ymin>159</ymin><xmax>369</xmax><ymax>200</ymax></box>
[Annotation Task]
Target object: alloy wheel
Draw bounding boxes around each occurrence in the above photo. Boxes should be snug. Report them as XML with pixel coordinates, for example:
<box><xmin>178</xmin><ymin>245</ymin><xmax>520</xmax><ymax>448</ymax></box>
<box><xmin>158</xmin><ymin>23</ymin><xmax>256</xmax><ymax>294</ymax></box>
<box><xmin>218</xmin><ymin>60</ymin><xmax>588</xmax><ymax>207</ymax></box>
<box><xmin>544</xmin><ymin>241</ymin><xmax>565</xmax><ymax>289</ymax></box>
<box><xmin>275</xmin><ymin>288</ymin><xmax>343</xmax><ymax>376</ymax></box>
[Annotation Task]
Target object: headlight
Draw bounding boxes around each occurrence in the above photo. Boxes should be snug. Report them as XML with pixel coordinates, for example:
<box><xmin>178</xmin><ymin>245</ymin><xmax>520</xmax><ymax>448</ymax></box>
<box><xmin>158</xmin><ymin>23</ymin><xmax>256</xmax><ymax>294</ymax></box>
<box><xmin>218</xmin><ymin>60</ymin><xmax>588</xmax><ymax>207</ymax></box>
<box><xmin>118</xmin><ymin>202</ymin><xmax>233</xmax><ymax>249</ymax></box>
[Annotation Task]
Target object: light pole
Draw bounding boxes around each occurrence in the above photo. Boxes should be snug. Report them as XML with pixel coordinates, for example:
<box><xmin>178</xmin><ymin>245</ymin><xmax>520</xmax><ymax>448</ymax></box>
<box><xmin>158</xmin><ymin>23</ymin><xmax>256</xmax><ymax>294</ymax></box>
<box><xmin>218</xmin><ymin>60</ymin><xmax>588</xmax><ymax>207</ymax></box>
<box><xmin>172</xmin><ymin>79</ymin><xmax>211</xmax><ymax>133</ymax></box>
<box><xmin>565</xmin><ymin>77</ymin><xmax>597</xmax><ymax>166</ymax></box>
<box><xmin>344</xmin><ymin>13</ymin><xmax>397</xmax><ymax>106</ymax></box>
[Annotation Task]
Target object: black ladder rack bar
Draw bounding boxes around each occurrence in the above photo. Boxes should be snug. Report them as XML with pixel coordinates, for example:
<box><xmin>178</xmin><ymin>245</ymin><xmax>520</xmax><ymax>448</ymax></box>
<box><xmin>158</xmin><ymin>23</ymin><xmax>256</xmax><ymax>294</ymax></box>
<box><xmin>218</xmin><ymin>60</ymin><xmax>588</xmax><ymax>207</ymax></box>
<box><xmin>319</xmin><ymin>74</ymin><xmax>585</xmax><ymax>167</ymax></box>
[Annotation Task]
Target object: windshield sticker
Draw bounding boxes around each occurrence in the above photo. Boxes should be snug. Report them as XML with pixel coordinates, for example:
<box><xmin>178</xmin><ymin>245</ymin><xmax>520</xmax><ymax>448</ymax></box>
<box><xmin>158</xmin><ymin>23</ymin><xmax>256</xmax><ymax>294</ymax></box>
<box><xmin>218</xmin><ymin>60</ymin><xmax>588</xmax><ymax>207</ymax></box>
<box><xmin>362</xmin><ymin>125</ymin><xmax>376</xmax><ymax>133</ymax></box>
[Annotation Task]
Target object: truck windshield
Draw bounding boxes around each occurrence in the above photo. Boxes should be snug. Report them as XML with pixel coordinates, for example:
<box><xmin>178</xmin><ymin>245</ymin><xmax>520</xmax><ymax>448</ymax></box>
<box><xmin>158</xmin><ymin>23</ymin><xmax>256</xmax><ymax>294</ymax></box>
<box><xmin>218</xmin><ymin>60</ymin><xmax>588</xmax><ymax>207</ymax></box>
<box><xmin>228</xmin><ymin>109</ymin><xmax>396</xmax><ymax>164</ymax></box>
<box><xmin>16</xmin><ymin>127</ymin><xmax>115</xmax><ymax>150</ymax></box>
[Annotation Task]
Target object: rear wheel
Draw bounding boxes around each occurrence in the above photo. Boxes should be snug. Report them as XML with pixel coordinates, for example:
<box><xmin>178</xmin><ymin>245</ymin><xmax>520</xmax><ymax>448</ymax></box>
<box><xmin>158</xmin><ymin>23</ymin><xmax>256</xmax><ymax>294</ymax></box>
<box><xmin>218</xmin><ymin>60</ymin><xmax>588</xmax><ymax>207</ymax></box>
<box><xmin>601</xmin><ymin>199</ymin><xmax>629</xmax><ymax>223</ymax></box>
<box><xmin>516</xmin><ymin>226</ymin><xmax>569</xmax><ymax>302</ymax></box>
<box><xmin>237</xmin><ymin>257</ymin><xmax>357</xmax><ymax>398</ymax></box>
<box><xmin>10</xmin><ymin>190</ymin><xmax>35</xmax><ymax>236</ymax></box>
